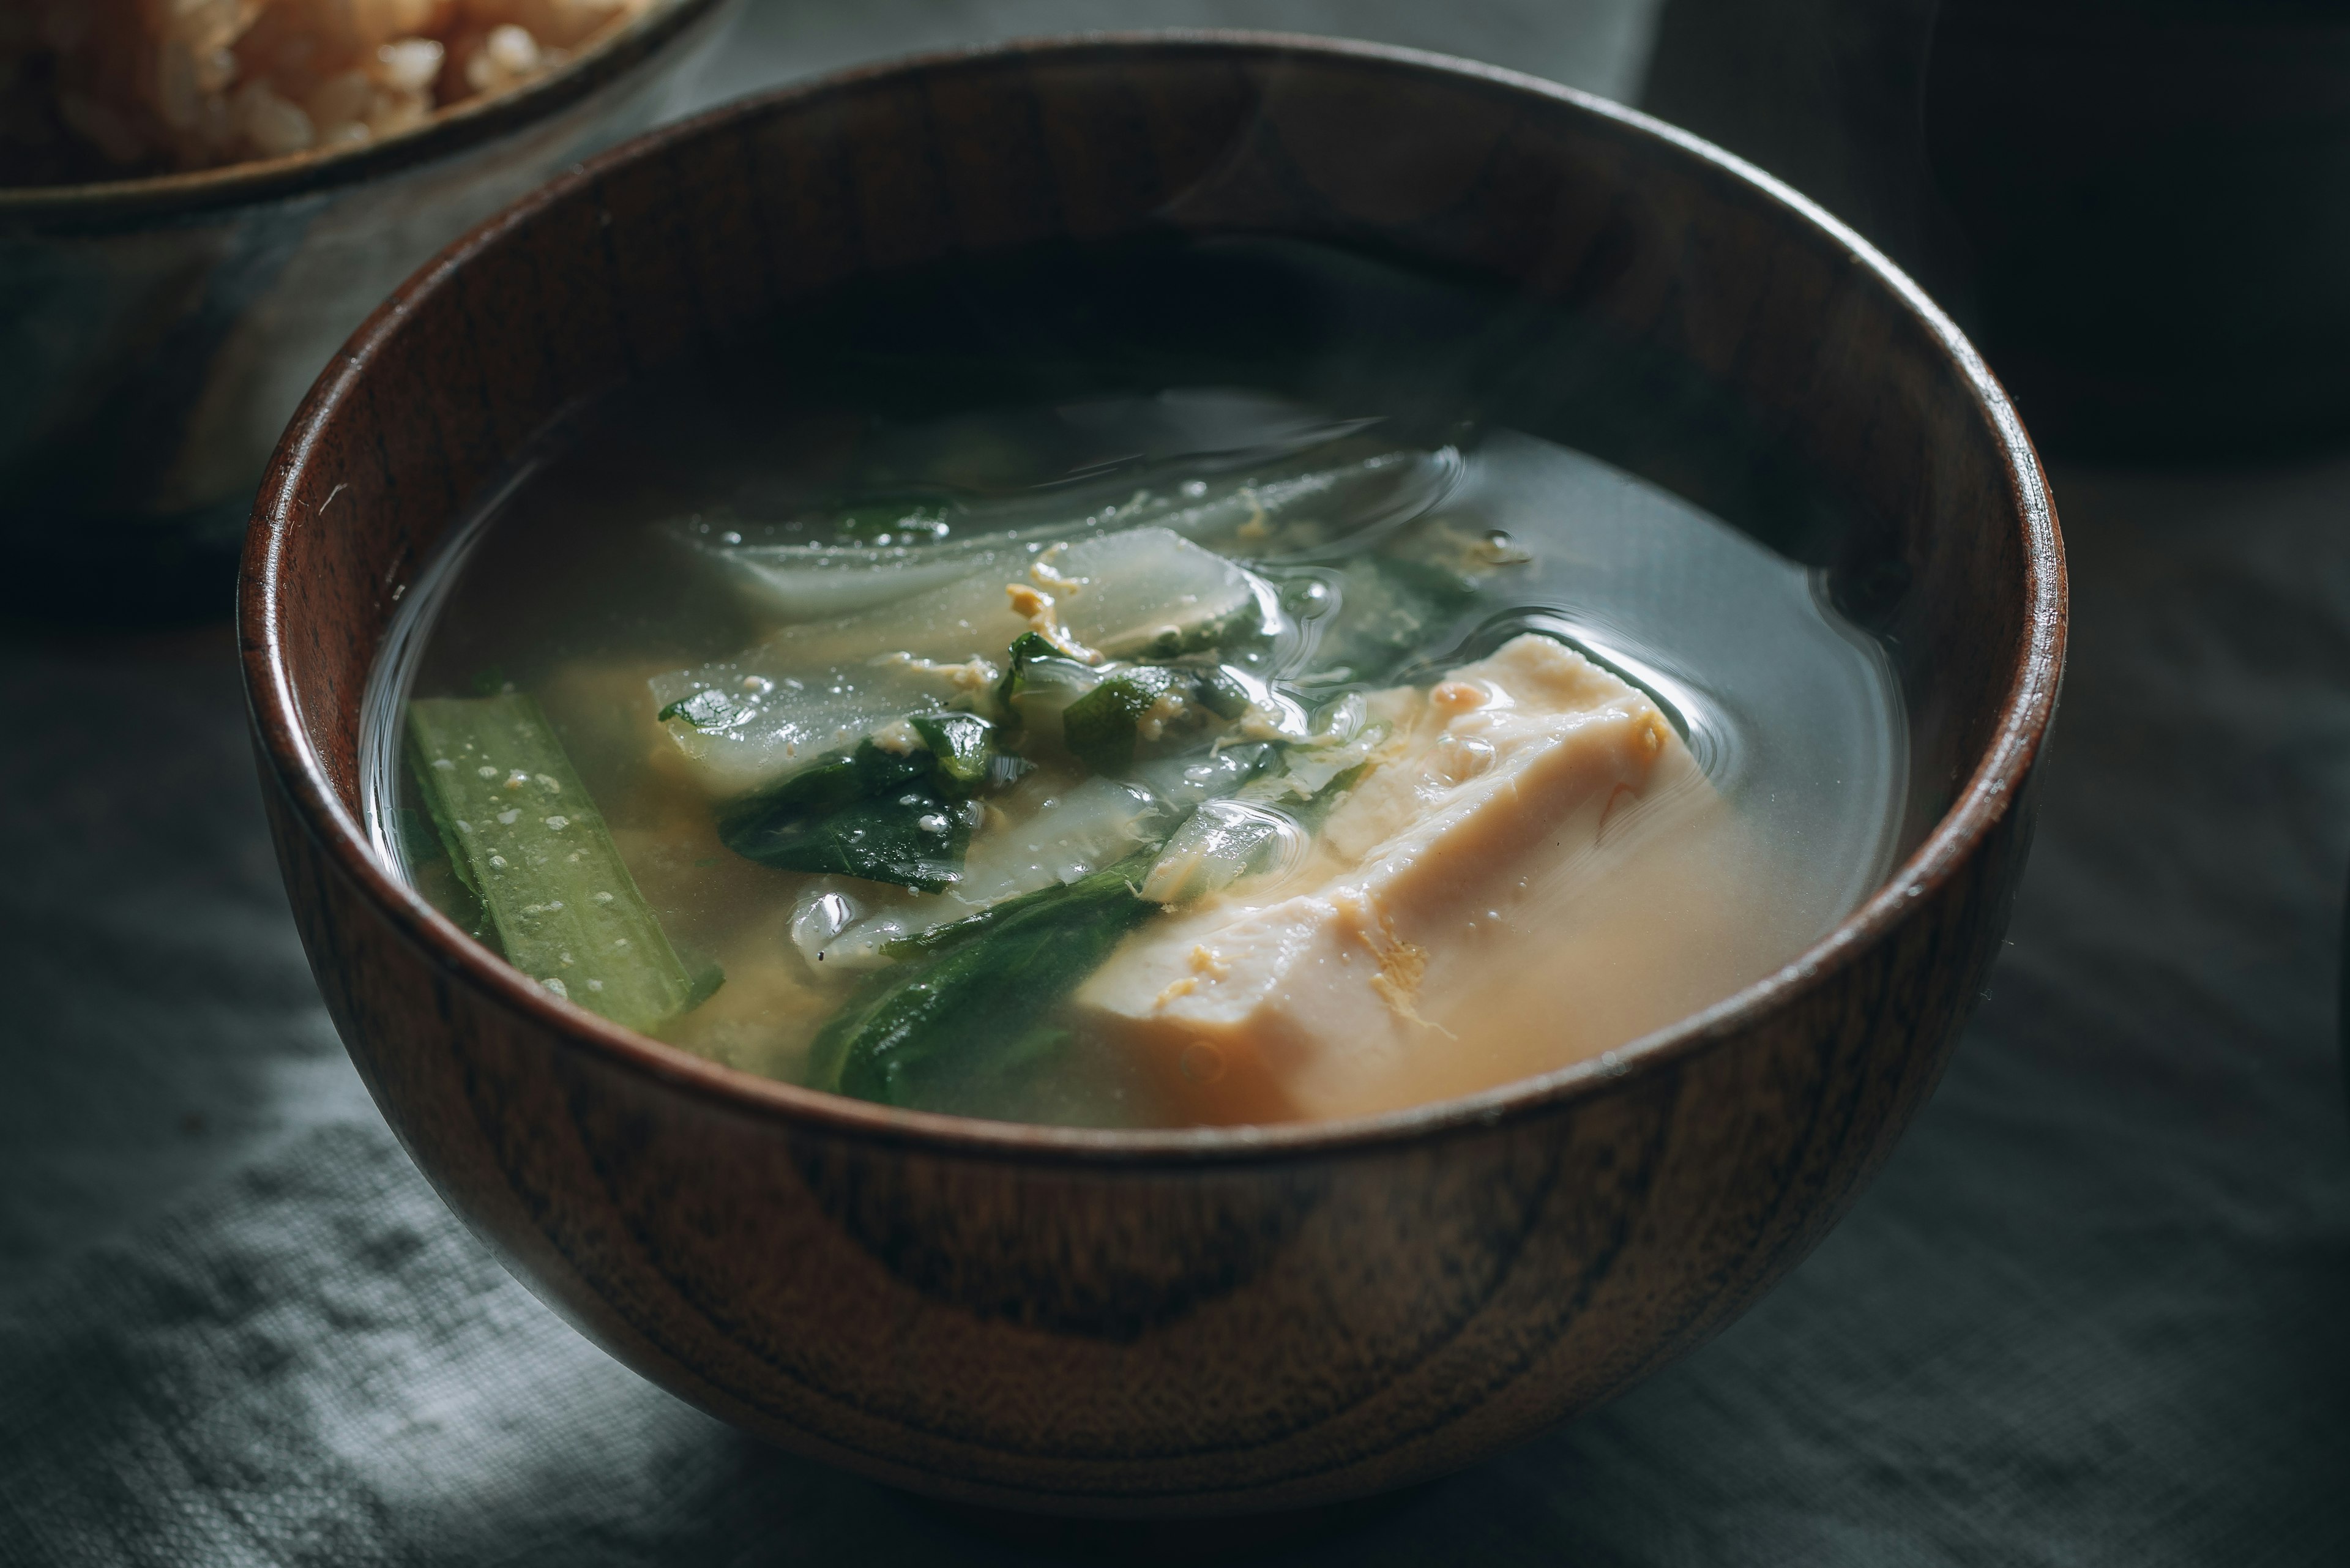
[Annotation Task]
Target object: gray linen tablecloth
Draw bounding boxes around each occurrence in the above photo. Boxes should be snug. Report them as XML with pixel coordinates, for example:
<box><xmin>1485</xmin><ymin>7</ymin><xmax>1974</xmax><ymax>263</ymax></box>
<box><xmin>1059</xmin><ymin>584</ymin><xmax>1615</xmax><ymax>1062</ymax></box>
<box><xmin>4</xmin><ymin>4</ymin><xmax>2348</xmax><ymax>1562</ymax></box>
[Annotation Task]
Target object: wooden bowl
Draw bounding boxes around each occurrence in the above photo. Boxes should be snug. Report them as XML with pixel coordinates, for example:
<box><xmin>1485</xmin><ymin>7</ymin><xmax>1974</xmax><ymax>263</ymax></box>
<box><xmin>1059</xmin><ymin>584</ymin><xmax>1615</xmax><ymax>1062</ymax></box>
<box><xmin>240</xmin><ymin>35</ymin><xmax>2065</xmax><ymax>1518</ymax></box>
<box><xmin>0</xmin><ymin>0</ymin><xmax>737</xmax><ymax>622</ymax></box>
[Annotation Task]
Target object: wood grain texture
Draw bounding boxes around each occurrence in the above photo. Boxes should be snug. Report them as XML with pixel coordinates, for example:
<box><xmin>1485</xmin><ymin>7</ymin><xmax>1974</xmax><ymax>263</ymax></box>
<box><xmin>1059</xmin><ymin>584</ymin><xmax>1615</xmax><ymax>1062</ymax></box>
<box><xmin>238</xmin><ymin>35</ymin><xmax>2066</xmax><ymax>1518</ymax></box>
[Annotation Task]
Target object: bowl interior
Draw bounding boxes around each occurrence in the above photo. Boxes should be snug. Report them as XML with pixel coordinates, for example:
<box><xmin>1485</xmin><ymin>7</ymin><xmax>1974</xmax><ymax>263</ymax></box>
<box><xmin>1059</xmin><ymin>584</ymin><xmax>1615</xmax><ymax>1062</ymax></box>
<box><xmin>245</xmin><ymin>34</ymin><xmax>2060</xmax><ymax>1143</ymax></box>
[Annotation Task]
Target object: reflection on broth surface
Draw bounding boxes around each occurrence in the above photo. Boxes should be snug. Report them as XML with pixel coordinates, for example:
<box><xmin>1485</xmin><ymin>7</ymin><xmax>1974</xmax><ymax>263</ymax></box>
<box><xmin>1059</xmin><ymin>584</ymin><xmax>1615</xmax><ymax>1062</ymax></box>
<box><xmin>364</xmin><ymin>236</ymin><xmax>1906</xmax><ymax>1129</ymax></box>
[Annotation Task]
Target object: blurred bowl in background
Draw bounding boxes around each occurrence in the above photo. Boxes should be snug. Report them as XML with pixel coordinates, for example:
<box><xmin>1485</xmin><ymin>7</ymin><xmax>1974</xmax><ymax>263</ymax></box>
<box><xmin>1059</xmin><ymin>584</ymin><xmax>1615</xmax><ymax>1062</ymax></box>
<box><xmin>0</xmin><ymin>0</ymin><xmax>738</xmax><ymax>623</ymax></box>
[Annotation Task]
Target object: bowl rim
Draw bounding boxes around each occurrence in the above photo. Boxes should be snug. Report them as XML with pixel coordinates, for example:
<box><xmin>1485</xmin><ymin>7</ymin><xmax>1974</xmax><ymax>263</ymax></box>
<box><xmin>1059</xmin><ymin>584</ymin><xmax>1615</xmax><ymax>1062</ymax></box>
<box><xmin>0</xmin><ymin>0</ymin><xmax>728</xmax><ymax>227</ymax></box>
<box><xmin>241</xmin><ymin>29</ymin><xmax>2067</xmax><ymax>1168</ymax></box>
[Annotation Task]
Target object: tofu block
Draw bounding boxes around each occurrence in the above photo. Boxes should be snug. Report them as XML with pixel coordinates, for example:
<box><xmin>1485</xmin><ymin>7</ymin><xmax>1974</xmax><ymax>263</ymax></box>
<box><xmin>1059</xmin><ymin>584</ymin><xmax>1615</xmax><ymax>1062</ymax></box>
<box><xmin>1075</xmin><ymin>633</ymin><xmax>1703</xmax><ymax>1122</ymax></box>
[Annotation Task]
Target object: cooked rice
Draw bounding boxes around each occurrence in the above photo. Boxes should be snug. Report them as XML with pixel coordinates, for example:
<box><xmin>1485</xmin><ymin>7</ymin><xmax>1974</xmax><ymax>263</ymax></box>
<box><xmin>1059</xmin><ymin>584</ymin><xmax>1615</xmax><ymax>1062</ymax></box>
<box><xmin>0</xmin><ymin>0</ymin><xmax>659</xmax><ymax>185</ymax></box>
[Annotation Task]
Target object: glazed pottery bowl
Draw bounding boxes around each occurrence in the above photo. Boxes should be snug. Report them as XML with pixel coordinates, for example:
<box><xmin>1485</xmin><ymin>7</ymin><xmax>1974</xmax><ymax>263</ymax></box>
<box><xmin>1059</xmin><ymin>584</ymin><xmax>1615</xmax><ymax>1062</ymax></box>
<box><xmin>0</xmin><ymin>0</ymin><xmax>737</xmax><ymax>621</ymax></box>
<box><xmin>241</xmin><ymin>34</ymin><xmax>2065</xmax><ymax>1518</ymax></box>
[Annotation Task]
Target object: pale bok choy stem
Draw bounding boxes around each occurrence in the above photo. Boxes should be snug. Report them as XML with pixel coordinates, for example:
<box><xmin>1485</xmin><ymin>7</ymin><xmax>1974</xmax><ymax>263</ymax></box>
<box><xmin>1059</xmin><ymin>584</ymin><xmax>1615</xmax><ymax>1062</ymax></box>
<box><xmin>407</xmin><ymin>693</ymin><xmax>709</xmax><ymax>1034</ymax></box>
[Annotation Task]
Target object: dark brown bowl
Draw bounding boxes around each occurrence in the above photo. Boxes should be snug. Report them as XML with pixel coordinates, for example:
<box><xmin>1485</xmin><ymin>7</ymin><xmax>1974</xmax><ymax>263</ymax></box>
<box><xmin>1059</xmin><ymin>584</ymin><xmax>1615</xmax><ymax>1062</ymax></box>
<box><xmin>239</xmin><ymin>34</ymin><xmax>2065</xmax><ymax>1518</ymax></box>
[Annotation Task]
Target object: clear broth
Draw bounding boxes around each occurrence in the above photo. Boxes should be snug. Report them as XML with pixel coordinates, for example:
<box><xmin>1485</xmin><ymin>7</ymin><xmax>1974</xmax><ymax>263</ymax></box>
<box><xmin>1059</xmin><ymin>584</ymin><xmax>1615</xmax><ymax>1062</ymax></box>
<box><xmin>364</xmin><ymin>236</ymin><xmax>1908</xmax><ymax>1129</ymax></box>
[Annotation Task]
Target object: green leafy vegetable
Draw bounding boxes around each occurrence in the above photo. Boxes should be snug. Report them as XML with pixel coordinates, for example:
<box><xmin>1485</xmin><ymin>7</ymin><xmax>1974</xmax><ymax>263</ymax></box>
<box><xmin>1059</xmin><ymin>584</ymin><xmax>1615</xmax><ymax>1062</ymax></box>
<box><xmin>1138</xmin><ymin>801</ymin><xmax>1290</xmax><ymax>906</ymax></box>
<box><xmin>1196</xmin><ymin>666</ymin><xmax>1255</xmax><ymax>720</ymax></box>
<box><xmin>1140</xmin><ymin>735</ymin><xmax>1382</xmax><ymax>905</ymax></box>
<box><xmin>735</xmin><ymin>736</ymin><xmax>932</xmax><ymax>818</ymax></box>
<box><xmin>406</xmin><ymin>693</ymin><xmax>708</xmax><ymax>1033</ymax></box>
<box><xmin>1001</xmin><ymin>629</ymin><xmax>1061</xmax><ymax>667</ymax></box>
<box><xmin>996</xmin><ymin>633</ymin><xmax>1106</xmax><ymax>738</ymax></box>
<box><xmin>725</xmin><ymin>786</ymin><xmax>969</xmax><ymax>891</ymax></box>
<box><xmin>875</xmin><ymin>845</ymin><xmax>1140</xmax><ymax>960</ymax></box>
<box><xmin>910</xmin><ymin>711</ymin><xmax>993</xmax><ymax>790</ymax></box>
<box><xmin>657</xmin><ymin>689</ymin><xmax>744</xmax><ymax>730</ymax></box>
<box><xmin>1060</xmin><ymin>665</ymin><xmax>1194</xmax><ymax>774</ymax></box>
<box><xmin>807</xmin><ymin>849</ymin><xmax>1163</xmax><ymax>1108</ymax></box>
<box><xmin>717</xmin><ymin>719</ymin><xmax>999</xmax><ymax>890</ymax></box>
<box><xmin>394</xmin><ymin>804</ymin><xmax>491</xmax><ymax>943</ymax></box>
<box><xmin>1003</xmin><ymin>632</ymin><xmax>1256</xmax><ymax>773</ymax></box>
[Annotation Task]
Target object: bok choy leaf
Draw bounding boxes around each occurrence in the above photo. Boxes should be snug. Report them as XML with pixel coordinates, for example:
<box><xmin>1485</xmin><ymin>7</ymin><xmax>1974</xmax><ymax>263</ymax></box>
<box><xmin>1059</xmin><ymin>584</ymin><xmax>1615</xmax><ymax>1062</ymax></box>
<box><xmin>808</xmin><ymin>849</ymin><xmax>1163</xmax><ymax>1108</ymax></box>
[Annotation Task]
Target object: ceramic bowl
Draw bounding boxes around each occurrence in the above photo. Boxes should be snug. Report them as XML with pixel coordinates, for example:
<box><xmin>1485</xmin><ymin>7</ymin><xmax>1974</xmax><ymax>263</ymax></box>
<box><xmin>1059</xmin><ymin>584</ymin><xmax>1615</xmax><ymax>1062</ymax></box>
<box><xmin>241</xmin><ymin>34</ymin><xmax>2065</xmax><ymax>1518</ymax></box>
<box><xmin>0</xmin><ymin>0</ymin><xmax>737</xmax><ymax>621</ymax></box>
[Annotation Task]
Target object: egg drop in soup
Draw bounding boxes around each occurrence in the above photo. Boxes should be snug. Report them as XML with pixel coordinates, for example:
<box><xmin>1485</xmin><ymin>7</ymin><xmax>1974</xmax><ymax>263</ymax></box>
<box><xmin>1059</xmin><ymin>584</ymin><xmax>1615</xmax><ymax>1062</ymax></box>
<box><xmin>364</xmin><ymin>237</ymin><xmax>1908</xmax><ymax>1128</ymax></box>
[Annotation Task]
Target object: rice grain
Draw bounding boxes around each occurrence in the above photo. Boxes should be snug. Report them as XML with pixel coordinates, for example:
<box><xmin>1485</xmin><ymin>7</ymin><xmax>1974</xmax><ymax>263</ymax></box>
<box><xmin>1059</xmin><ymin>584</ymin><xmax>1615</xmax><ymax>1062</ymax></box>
<box><xmin>0</xmin><ymin>0</ymin><xmax>658</xmax><ymax>182</ymax></box>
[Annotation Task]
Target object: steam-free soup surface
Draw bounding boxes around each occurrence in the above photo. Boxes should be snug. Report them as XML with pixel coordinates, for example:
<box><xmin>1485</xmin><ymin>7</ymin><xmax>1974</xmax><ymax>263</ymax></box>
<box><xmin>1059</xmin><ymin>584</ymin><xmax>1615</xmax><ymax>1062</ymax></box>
<box><xmin>369</xmin><ymin>244</ymin><xmax>1904</xmax><ymax>1129</ymax></box>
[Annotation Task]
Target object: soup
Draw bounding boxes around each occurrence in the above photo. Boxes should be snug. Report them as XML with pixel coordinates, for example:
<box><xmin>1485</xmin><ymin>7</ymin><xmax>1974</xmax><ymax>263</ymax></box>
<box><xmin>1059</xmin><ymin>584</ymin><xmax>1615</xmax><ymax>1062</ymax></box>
<box><xmin>364</xmin><ymin>236</ymin><xmax>1906</xmax><ymax>1129</ymax></box>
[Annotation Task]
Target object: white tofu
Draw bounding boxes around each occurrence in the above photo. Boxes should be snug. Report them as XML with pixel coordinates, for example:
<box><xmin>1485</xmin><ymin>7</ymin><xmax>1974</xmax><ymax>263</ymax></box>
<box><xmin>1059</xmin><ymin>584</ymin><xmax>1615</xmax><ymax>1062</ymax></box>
<box><xmin>1075</xmin><ymin>633</ymin><xmax>1705</xmax><ymax>1122</ymax></box>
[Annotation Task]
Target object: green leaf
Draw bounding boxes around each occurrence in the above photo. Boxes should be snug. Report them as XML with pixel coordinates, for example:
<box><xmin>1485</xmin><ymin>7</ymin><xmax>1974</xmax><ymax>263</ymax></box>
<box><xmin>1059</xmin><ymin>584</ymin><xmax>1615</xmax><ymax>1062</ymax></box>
<box><xmin>910</xmin><ymin>711</ymin><xmax>994</xmax><ymax>791</ymax></box>
<box><xmin>1002</xmin><ymin>630</ymin><xmax>1062</xmax><ymax>668</ymax></box>
<box><xmin>1060</xmin><ymin>665</ymin><xmax>1192</xmax><ymax>774</ymax></box>
<box><xmin>996</xmin><ymin>635</ymin><xmax>1105</xmax><ymax>742</ymax></box>
<box><xmin>678</xmin><ymin>947</ymin><xmax>728</xmax><ymax>1008</ymax></box>
<box><xmin>808</xmin><ymin>849</ymin><xmax>1162</xmax><ymax>1108</ymax></box>
<box><xmin>715</xmin><ymin>718</ymin><xmax>999</xmax><ymax>891</ymax></box>
<box><xmin>657</xmin><ymin>689</ymin><xmax>744</xmax><ymax>730</ymax></box>
<box><xmin>1196</xmin><ymin>666</ymin><xmax>1255</xmax><ymax>720</ymax></box>
<box><xmin>723</xmin><ymin>785</ymin><xmax>971</xmax><ymax>892</ymax></box>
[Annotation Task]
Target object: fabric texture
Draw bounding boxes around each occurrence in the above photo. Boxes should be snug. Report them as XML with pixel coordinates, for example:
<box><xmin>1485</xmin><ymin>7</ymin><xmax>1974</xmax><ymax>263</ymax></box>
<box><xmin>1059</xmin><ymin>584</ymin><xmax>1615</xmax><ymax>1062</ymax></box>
<box><xmin>2</xmin><ymin>6</ymin><xmax>2347</xmax><ymax>1562</ymax></box>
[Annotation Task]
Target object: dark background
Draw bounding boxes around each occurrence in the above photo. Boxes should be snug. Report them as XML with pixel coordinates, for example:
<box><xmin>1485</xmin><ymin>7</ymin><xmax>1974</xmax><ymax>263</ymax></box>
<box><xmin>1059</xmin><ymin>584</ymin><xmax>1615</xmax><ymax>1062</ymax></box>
<box><xmin>4</xmin><ymin>2</ymin><xmax>2346</xmax><ymax>1562</ymax></box>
